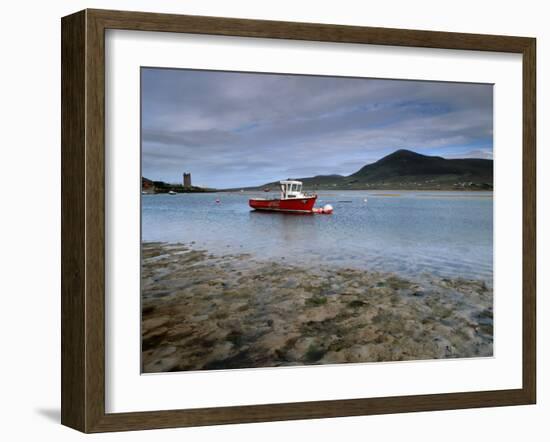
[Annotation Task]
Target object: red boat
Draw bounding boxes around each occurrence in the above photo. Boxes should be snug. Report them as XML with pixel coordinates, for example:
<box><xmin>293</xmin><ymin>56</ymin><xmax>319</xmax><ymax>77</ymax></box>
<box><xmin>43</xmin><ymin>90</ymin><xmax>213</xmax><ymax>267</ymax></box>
<box><xmin>249</xmin><ymin>180</ymin><xmax>317</xmax><ymax>213</ymax></box>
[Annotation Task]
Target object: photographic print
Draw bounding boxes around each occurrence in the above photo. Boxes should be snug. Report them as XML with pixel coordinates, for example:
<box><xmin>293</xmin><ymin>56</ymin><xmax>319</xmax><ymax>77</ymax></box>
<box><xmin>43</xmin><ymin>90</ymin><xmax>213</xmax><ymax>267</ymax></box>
<box><xmin>140</xmin><ymin>68</ymin><xmax>493</xmax><ymax>373</ymax></box>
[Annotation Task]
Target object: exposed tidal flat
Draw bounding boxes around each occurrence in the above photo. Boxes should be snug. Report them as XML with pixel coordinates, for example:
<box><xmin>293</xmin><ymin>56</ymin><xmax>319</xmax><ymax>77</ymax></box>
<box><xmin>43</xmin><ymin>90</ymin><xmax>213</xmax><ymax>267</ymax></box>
<box><xmin>141</xmin><ymin>241</ymin><xmax>493</xmax><ymax>373</ymax></box>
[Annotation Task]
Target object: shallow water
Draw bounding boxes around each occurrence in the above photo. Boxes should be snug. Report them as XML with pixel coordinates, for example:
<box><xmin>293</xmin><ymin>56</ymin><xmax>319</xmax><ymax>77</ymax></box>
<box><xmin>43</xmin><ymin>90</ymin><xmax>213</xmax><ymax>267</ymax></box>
<box><xmin>142</xmin><ymin>190</ymin><xmax>493</xmax><ymax>283</ymax></box>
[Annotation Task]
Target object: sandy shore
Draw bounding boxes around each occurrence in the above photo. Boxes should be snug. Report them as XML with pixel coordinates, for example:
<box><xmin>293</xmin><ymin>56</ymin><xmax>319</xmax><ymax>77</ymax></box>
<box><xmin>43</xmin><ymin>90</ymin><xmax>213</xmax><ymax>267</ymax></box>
<box><xmin>141</xmin><ymin>242</ymin><xmax>493</xmax><ymax>373</ymax></box>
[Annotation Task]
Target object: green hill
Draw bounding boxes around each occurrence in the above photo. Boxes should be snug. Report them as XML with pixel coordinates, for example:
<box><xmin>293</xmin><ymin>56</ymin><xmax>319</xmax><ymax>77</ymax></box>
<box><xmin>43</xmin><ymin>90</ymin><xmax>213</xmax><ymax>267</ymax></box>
<box><xmin>248</xmin><ymin>149</ymin><xmax>493</xmax><ymax>191</ymax></box>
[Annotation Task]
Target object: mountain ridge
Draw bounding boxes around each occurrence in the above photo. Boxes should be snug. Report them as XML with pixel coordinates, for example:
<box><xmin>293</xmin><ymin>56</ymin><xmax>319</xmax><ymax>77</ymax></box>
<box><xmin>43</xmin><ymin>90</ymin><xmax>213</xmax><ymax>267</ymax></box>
<box><xmin>246</xmin><ymin>149</ymin><xmax>493</xmax><ymax>191</ymax></box>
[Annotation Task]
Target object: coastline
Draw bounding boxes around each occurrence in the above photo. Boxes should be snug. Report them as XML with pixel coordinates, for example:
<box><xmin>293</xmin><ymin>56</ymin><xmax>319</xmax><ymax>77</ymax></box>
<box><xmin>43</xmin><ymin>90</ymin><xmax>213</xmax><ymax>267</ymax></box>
<box><xmin>216</xmin><ymin>188</ymin><xmax>494</xmax><ymax>193</ymax></box>
<box><xmin>141</xmin><ymin>241</ymin><xmax>493</xmax><ymax>373</ymax></box>
<box><xmin>144</xmin><ymin>188</ymin><xmax>495</xmax><ymax>195</ymax></box>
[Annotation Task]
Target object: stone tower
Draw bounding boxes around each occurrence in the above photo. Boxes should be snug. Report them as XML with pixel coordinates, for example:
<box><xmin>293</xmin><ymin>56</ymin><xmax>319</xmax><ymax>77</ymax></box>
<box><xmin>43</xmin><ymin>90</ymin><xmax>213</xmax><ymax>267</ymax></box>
<box><xmin>183</xmin><ymin>172</ymin><xmax>192</xmax><ymax>188</ymax></box>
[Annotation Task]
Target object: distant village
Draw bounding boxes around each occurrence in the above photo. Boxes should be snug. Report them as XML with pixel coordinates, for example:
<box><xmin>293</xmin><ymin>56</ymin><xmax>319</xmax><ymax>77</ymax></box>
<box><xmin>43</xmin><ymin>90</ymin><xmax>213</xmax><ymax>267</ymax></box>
<box><xmin>141</xmin><ymin>172</ymin><xmax>215</xmax><ymax>194</ymax></box>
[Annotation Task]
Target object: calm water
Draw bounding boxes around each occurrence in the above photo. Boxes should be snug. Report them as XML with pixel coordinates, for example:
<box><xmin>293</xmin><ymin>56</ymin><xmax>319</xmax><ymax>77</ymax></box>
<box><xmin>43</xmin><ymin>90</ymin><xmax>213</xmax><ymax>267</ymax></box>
<box><xmin>142</xmin><ymin>191</ymin><xmax>493</xmax><ymax>282</ymax></box>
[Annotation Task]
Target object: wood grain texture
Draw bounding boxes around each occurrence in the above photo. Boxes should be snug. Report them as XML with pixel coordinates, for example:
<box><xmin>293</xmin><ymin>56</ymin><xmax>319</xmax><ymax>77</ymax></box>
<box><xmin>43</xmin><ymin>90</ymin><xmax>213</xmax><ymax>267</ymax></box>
<box><xmin>85</xmin><ymin>9</ymin><xmax>107</xmax><ymax>432</ymax></box>
<box><xmin>522</xmin><ymin>38</ymin><xmax>536</xmax><ymax>403</ymax></box>
<box><xmin>91</xmin><ymin>389</ymin><xmax>531</xmax><ymax>432</ymax></box>
<box><xmin>61</xmin><ymin>8</ymin><xmax>537</xmax><ymax>433</ymax></box>
<box><xmin>89</xmin><ymin>8</ymin><xmax>532</xmax><ymax>52</ymax></box>
<box><xmin>61</xmin><ymin>10</ymin><xmax>86</xmax><ymax>431</ymax></box>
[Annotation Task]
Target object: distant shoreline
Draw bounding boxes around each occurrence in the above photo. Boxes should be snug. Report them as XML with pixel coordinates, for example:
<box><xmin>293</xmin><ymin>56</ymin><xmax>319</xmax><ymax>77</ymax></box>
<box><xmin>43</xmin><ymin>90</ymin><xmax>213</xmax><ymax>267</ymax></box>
<box><xmin>216</xmin><ymin>187</ymin><xmax>494</xmax><ymax>193</ymax></box>
<box><xmin>142</xmin><ymin>150</ymin><xmax>493</xmax><ymax>194</ymax></box>
<box><xmin>143</xmin><ymin>188</ymin><xmax>494</xmax><ymax>195</ymax></box>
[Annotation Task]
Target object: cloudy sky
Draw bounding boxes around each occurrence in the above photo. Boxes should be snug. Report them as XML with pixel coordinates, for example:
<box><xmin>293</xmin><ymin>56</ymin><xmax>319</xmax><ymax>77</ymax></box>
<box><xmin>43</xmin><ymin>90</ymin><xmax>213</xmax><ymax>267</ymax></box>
<box><xmin>141</xmin><ymin>68</ymin><xmax>493</xmax><ymax>188</ymax></box>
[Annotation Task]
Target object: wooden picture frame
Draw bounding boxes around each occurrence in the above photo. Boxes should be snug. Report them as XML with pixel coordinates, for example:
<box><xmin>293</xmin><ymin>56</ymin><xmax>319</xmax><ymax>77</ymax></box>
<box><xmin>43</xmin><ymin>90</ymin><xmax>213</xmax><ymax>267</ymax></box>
<box><xmin>61</xmin><ymin>9</ymin><xmax>536</xmax><ymax>433</ymax></box>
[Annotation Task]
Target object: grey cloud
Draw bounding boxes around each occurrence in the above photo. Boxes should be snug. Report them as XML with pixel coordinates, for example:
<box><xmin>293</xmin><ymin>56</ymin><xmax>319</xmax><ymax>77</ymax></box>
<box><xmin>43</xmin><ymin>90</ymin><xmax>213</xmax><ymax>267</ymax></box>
<box><xmin>141</xmin><ymin>68</ymin><xmax>493</xmax><ymax>188</ymax></box>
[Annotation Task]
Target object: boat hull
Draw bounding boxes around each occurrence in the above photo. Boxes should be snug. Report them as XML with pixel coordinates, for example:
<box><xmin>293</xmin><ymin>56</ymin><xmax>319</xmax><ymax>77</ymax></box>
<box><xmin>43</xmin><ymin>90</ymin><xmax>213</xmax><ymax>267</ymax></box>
<box><xmin>249</xmin><ymin>196</ymin><xmax>317</xmax><ymax>213</ymax></box>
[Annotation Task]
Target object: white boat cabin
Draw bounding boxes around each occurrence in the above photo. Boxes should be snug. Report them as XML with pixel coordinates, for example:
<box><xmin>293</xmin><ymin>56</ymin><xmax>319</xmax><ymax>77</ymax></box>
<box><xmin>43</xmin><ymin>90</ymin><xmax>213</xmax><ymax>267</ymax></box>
<box><xmin>280</xmin><ymin>180</ymin><xmax>307</xmax><ymax>199</ymax></box>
